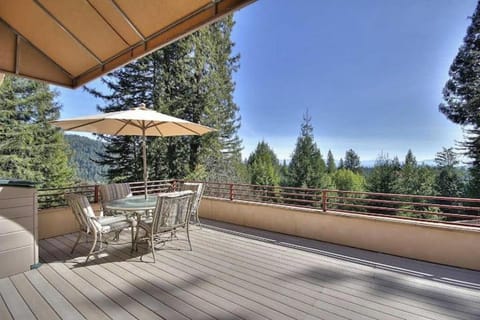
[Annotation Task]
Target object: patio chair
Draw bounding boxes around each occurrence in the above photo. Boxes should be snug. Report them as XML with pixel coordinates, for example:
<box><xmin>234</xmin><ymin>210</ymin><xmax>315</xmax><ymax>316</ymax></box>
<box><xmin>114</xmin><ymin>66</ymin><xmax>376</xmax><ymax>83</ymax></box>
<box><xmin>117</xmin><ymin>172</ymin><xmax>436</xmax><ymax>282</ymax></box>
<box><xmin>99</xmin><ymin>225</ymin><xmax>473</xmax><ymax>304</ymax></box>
<box><xmin>65</xmin><ymin>193</ymin><xmax>132</xmax><ymax>263</ymax></box>
<box><xmin>180</xmin><ymin>182</ymin><xmax>205</xmax><ymax>226</ymax></box>
<box><xmin>134</xmin><ymin>190</ymin><xmax>194</xmax><ymax>262</ymax></box>
<box><xmin>99</xmin><ymin>183</ymin><xmax>133</xmax><ymax>216</ymax></box>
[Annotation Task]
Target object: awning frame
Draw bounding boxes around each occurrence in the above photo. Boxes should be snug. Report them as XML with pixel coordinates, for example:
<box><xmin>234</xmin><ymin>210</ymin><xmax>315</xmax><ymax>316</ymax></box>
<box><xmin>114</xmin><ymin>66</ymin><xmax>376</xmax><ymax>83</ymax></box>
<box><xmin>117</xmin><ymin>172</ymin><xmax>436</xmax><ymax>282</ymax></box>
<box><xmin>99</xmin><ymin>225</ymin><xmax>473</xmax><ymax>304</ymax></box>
<box><xmin>0</xmin><ymin>0</ymin><xmax>255</xmax><ymax>88</ymax></box>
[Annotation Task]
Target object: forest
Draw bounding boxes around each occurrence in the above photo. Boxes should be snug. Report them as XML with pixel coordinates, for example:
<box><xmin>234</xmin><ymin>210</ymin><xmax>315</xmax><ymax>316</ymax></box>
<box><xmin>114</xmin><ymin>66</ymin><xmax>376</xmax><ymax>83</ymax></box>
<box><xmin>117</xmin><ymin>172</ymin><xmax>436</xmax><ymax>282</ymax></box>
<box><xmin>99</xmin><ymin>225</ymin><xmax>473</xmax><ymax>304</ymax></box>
<box><xmin>244</xmin><ymin>112</ymin><xmax>470</xmax><ymax>198</ymax></box>
<box><xmin>65</xmin><ymin>135</ymin><xmax>106</xmax><ymax>184</ymax></box>
<box><xmin>1</xmin><ymin>6</ymin><xmax>480</xmax><ymax>201</ymax></box>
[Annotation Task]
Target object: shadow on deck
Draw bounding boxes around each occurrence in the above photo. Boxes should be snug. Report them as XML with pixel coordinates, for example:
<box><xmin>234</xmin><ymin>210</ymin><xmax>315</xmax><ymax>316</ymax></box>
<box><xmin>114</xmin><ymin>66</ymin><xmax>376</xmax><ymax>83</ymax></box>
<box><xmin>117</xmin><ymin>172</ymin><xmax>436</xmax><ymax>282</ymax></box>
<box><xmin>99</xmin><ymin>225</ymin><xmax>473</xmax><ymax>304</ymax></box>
<box><xmin>0</xmin><ymin>219</ymin><xmax>479</xmax><ymax>320</ymax></box>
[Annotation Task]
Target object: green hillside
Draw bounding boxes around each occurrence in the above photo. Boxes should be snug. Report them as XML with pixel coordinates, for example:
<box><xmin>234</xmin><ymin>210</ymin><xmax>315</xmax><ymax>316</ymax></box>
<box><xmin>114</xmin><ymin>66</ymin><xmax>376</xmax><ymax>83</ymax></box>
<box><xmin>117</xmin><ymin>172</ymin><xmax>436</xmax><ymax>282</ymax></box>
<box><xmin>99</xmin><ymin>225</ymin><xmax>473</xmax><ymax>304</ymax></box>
<box><xmin>65</xmin><ymin>134</ymin><xmax>106</xmax><ymax>183</ymax></box>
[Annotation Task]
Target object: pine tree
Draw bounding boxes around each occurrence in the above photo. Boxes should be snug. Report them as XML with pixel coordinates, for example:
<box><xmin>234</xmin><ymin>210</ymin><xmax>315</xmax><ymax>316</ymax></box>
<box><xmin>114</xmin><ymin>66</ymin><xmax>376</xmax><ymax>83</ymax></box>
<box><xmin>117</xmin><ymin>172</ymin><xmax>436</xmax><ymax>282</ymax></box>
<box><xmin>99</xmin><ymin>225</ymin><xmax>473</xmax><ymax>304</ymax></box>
<box><xmin>344</xmin><ymin>149</ymin><xmax>361</xmax><ymax>173</ymax></box>
<box><xmin>367</xmin><ymin>153</ymin><xmax>401</xmax><ymax>194</ymax></box>
<box><xmin>326</xmin><ymin>150</ymin><xmax>336</xmax><ymax>174</ymax></box>
<box><xmin>86</xmin><ymin>55</ymin><xmax>155</xmax><ymax>182</ymax></box>
<box><xmin>439</xmin><ymin>2</ymin><xmax>480</xmax><ymax>196</ymax></box>
<box><xmin>435</xmin><ymin>147</ymin><xmax>463</xmax><ymax>197</ymax></box>
<box><xmin>394</xmin><ymin>150</ymin><xmax>435</xmax><ymax>196</ymax></box>
<box><xmin>87</xmin><ymin>15</ymin><xmax>243</xmax><ymax>183</ymax></box>
<box><xmin>435</xmin><ymin>147</ymin><xmax>459</xmax><ymax>167</ymax></box>
<box><xmin>186</xmin><ymin>16</ymin><xmax>244</xmax><ymax>182</ymax></box>
<box><xmin>279</xmin><ymin>160</ymin><xmax>289</xmax><ymax>186</ymax></box>
<box><xmin>247</xmin><ymin>141</ymin><xmax>281</xmax><ymax>186</ymax></box>
<box><xmin>0</xmin><ymin>75</ymin><xmax>74</xmax><ymax>188</ymax></box>
<box><xmin>0</xmin><ymin>76</ymin><xmax>35</xmax><ymax>181</ymax></box>
<box><xmin>288</xmin><ymin>112</ymin><xmax>326</xmax><ymax>188</ymax></box>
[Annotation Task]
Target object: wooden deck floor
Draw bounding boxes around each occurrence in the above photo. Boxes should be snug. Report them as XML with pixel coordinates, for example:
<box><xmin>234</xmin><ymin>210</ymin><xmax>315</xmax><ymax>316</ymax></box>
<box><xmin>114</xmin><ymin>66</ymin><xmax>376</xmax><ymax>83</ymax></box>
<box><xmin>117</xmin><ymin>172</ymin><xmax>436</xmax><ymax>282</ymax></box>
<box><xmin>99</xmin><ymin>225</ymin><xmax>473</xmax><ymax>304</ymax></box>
<box><xmin>1</xmin><ymin>219</ymin><xmax>480</xmax><ymax>320</ymax></box>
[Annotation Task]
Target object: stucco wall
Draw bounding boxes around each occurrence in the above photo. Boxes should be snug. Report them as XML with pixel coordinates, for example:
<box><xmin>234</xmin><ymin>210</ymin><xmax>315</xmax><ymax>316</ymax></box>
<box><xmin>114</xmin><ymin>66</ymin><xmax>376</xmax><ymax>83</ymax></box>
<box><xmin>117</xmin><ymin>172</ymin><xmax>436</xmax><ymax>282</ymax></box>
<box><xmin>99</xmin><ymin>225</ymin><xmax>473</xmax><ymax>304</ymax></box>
<box><xmin>199</xmin><ymin>197</ymin><xmax>480</xmax><ymax>270</ymax></box>
<box><xmin>38</xmin><ymin>203</ymin><xmax>101</xmax><ymax>240</ymax></box>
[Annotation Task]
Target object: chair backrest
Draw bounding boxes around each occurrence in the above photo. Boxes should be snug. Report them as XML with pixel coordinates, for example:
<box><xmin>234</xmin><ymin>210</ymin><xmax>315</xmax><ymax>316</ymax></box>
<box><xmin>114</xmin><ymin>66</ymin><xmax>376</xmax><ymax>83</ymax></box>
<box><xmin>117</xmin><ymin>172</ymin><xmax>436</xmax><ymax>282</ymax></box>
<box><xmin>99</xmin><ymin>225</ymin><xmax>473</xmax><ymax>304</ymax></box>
<box><xmin>99</xmin><ymin>183</ymin><xmax>132</xmax><ymax>212</ymax></box>
<box><xmin>65</xmin><ymin>193</ymin><xmax>99</xmax><ymax>232</ymax></box>
<box><xmin>180</xmin><ymin>182</ymin><xmax>204</xmax><ymax>217</ymax></box>
<box><xmin>150</xmin><ymin>190</ymin><xmax>194</xmax><ymax>234</ymax></box>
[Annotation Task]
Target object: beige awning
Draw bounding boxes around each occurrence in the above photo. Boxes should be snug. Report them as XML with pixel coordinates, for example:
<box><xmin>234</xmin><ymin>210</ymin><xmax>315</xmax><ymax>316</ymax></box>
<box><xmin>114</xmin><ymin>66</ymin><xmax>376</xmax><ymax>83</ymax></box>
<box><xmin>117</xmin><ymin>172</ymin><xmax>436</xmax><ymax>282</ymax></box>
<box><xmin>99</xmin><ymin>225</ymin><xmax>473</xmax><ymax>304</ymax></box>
<box><xmin>0</xmin><ymin>0</ymin><xmax>254</xmax><ymax>88</ymax></box>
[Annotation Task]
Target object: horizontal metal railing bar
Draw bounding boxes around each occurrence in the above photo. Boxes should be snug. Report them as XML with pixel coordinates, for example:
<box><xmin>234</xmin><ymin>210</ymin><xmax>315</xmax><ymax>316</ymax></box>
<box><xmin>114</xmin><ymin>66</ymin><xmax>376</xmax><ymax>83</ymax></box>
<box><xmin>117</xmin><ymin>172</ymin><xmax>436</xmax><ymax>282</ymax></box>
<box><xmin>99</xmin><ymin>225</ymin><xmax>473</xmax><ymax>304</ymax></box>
<box><xmin>39</xmin><ymin>189</ymin><xmax>95</xmax><ymax>195</ymax></box>
<box><xmin>325</xmin><ymin>189</ymin><xmax>480</xmax><ymax>203</ymax></box>
<box><xmin>207</xmin><ymin>189</ymin><xmax>322</xmax><ymax>204</ymax></box>
<box><xmin>328</xmin><ymin>201</ymin><xmax>478</xmax><ymax>219</ymax></box>
<box><xmin>234</xmin><ymin>187</ymin><xmax>320</xmax><ymax>198</ymax></box>
<box><xmin>205</xmin><ymin>185</ymin><xmax>321</xmax><ymax>200</ymax></box>
<box><xmin>326</xmin><ymin>196</ymin><xmax>480</xmax><ymax>212</ymax></box>
<box><xmin>39</xmin><ymin>185</ymin><xmax>96</xmax><ymax>192</ymax></box>
<box><xmin>203</xmin><ymin>181</ymin><xmax>321</xmax><ymax>193</ymax></box>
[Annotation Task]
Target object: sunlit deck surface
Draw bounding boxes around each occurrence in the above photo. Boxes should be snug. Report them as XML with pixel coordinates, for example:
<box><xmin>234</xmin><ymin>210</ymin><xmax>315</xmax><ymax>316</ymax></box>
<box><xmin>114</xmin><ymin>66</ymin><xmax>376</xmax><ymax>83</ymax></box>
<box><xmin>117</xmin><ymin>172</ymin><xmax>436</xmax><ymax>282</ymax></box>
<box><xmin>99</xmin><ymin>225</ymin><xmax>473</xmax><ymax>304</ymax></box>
<box><xmin>1</xmin><ymin>219</ymin><xmax>480</xmax><ymax>320</ymax></box>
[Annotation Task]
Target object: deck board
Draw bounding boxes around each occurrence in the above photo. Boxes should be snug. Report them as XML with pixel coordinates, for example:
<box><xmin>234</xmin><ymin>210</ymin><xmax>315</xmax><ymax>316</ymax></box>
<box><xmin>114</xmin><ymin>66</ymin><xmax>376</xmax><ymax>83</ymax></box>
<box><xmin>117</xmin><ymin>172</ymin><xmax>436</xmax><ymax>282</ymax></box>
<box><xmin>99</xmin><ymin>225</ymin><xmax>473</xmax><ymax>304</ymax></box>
<box><xmin>9</xmin><ymin>272</ymin><xmax>61</xmax><ymax>320</ymax></box>
<box><xmin>166</xmin><ymin>236</ymin><xmax>409</xmax><ymax>320</ymax></box>
<box><xmin>193</xmin><ymin>225</ymin><xmax>480</xmax><ymax>318</ymax></box>
<box><xmin>60</xmin><ymin>233</ymin><xmax>272</xmax><ymax>320</ymax></box>
<box><xmin>0</xmin><ymin>294</ymin><xmax>13</xmax><ymax>320</ymax></box>
<box><xmin>0</xmin><ymin>277</ymin><xmax>36</xmax><ymax>320</ymax></box>
<box><xmin>1</xmin><ymin>220</ymin><xmax>479</xmax><ymax>320</ymax></box>
<box><xmin>191</xmin><ymin>229</ymin><xmax>475</xmax><ymax>319</ymax></box>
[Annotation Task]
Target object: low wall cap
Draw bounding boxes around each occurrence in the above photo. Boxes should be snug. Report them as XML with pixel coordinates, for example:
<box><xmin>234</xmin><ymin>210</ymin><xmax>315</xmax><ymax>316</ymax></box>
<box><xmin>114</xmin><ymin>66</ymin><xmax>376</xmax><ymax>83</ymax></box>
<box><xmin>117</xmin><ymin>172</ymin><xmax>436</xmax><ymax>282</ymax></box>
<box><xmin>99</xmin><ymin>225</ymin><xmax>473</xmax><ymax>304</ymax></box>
<box><xmin>0</xmin><ymin>178</ymin><xmax>36</xmax><ymax>188</ymax></box>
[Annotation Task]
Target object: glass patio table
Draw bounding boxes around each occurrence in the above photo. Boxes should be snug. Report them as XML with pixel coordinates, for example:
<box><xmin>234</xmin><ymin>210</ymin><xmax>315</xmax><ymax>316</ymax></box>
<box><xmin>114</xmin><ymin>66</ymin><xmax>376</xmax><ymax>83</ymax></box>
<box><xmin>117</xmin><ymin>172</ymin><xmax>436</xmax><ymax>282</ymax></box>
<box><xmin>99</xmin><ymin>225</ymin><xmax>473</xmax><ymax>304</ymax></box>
<box><xmin>104</xmin><ymin>191</ymin><xmax>186</xmax><ymax>249</ymax></box>
<box><xmin>104</xmin><ymin>195</ymin><xmax>158</xmax><ymax>250</ymax></box>
<box><xmin>104</xmin><ymin>195</ymin><xmax>158</xmax><ymax>212</ymax></box>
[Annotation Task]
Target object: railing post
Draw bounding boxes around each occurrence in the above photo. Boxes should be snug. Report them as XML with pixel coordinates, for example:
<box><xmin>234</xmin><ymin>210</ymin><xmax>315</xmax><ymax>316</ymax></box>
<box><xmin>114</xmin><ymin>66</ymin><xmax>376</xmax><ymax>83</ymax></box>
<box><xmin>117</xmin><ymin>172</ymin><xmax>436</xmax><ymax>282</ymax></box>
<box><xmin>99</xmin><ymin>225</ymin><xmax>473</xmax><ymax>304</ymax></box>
<box><xmin>322</xmin><ymin>189</ymin><xmax>327</xmax><ymax>212</ymax></box>
<box><xmin>229</xmin><ymin>183</ymin><xmax>234</xmax><ymax>201</ymax></box>
<box><xmin>94</xmin><ymin>185</ymin><xmax>99</xmax><ymax>203</ymax></box>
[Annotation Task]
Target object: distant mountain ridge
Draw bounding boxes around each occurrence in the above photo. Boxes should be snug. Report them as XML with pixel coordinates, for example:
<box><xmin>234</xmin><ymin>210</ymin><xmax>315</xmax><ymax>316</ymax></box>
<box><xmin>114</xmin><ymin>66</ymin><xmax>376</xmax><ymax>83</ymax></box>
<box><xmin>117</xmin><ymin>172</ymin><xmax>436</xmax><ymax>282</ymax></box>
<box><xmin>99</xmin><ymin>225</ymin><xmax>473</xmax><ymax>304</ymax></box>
<box><xmin>360</xmin><ymin>159</ymin><xmax>437</xmax><ymax>167</ymax></box>
<box><xmin>279</xmin><ymin>158</ymin><xmax>438</xmax><ymax>168</ymax></box>
<box><xmin>65</xmin><ymin>134</ymin><xmax>106</xmax><ymax>183</ymax></box>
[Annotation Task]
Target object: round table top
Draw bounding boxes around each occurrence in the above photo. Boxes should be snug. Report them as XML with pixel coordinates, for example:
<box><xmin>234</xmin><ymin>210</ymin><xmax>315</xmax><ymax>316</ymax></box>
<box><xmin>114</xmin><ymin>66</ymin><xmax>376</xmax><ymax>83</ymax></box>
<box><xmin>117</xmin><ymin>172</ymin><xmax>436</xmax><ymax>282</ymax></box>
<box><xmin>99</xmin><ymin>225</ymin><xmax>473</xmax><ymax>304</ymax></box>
<box><xmin>104</xmin><ymin>195</ymin><xmax>157</xmax><ymax>211</ymax></box>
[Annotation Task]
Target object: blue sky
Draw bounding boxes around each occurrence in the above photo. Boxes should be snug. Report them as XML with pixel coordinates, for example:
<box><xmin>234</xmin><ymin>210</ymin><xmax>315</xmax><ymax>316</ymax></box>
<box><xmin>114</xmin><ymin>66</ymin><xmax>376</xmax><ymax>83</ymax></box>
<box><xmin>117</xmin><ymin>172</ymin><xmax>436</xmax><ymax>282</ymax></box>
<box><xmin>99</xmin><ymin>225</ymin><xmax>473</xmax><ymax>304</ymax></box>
<box><xmin>55</xmin><ymin>0</ymin><xmax>477</xmax><ymax>163</ymax></box>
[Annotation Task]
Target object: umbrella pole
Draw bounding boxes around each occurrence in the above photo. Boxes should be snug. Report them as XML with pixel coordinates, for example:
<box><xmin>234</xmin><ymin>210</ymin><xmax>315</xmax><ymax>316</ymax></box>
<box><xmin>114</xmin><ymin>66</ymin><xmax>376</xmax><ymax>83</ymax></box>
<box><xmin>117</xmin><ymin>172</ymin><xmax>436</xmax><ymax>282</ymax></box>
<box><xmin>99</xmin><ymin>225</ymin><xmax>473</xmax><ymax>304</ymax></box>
<box><xmin>142</xmin><ymin>131</ymin><xmax>147</xmax><ymax>199</ymax></box>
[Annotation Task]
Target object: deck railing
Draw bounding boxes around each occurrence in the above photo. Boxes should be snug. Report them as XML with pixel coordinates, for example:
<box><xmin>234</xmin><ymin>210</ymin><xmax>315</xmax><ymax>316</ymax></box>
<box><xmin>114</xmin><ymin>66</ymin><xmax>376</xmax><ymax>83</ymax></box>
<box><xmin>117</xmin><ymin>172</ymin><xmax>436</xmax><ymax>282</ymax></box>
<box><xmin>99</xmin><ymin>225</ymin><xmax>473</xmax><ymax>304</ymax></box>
<box><xmin>38</xmin><ymin>180</ymin><xmax>480</xmax><ymax>227</ymax></box>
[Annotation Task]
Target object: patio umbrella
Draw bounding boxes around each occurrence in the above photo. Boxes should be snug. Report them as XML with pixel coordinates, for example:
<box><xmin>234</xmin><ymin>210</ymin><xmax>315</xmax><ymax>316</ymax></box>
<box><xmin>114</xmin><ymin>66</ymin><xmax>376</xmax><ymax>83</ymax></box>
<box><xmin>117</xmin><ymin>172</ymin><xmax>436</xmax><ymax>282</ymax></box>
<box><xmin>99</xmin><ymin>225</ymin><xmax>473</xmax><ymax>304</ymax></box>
<box><xmin>50</xmin><ymin>104</ymin><xmax>214</xmax><ymax>197</ymax></box>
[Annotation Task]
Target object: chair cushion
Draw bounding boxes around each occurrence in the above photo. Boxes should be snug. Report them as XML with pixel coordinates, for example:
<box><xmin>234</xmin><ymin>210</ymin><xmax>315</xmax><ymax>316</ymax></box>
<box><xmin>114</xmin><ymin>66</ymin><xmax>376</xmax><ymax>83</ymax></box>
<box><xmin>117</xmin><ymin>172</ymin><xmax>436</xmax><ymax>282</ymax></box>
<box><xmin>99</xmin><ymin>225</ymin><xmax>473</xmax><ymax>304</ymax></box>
<box><xmin>97</xmin><ymin>216</ymin><xmax>132</xmax><ymax>234</ymax></box>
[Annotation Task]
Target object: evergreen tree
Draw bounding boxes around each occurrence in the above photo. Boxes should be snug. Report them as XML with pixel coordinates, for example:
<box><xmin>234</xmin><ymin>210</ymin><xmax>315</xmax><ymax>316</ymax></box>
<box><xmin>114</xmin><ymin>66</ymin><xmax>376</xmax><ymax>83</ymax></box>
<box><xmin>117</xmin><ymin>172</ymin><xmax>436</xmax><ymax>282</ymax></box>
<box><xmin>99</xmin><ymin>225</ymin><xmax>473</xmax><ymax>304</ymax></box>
<box><xmin>367</xmin><ymin>153</ymin><xmax>401</xmax><ymax>193</ymax></box>
<box><xmin>435</xmin><ymin>147</ymin><xmax>463</xmax><ymax>197</ymax></box>
<box><xmin>333</xmin><ymin>169</ymin><xmax>365</xmax><ymax>191</ymax></box>
<box><xmin>279</xmin><ymin>160</ymin><xmax>289</xmax><ymax>186</ymax></box>
<box><xmin>247</xmin><ymin>141</ymin><xmax>280</xmax><ymax>185</ymax></box>
<box><xmin>0</xmin><ymin>75</ymin><xmax>74</xmax><ymax>188</ymax></box>
<box><xmin>87</xmin><ymin>16</ymin><xmax>243</xmax><ymax>183</ymax></box>
<box><xmin>189</xmin><ymin>16</ymin><xmax>244</xmax><ymax>182</ymax></box>
<box><xmin>394</xmin><ymin>150</ymin><xmax>435</xmax><ymax>195</ymax></box>
<box><xmin>288</xmin><ymin>112</ymin><xmax>326</xmax><ymax>188</ymax></box>
<box><xmin>338</xmin><ymin>158</ymin><xmax>344</xmax><ymax>170</ymax></box>
<box><xmin>86</xmin><ymin>55</ymin><xmax>155</xmax><ymax>182</ymax></box>
<box><xmin>344</xmin><ymin>149</ymin><xmax>361</xmax><ymax>173</ymax></box>
<box><xmin>435</xmin><ymin>147</ymin><xmax>459</xmax><ymax>167</ymax></box>
<box><xmin>439</xmin><ymin>2</ymin><xmax>480</xmax><ymax>196</ymax></box>
<box><xmin>326</xmin><ymin>150</ymin><xmax>336</xmax><ymax>174</ymax></box>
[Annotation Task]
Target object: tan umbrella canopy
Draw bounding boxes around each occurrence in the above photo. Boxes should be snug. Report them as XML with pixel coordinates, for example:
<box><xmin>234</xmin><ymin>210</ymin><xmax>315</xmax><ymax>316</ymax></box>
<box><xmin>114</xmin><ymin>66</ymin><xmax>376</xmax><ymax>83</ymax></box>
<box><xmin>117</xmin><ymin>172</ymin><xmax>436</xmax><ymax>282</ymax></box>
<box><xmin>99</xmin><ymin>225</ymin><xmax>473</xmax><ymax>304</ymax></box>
<box><xmin>0</xmin><ymin>0</ymin><xmax>255</xmax><ymax>89</ymax></box>
<box><xmin>51</xmin><ymin>104</ymin><xmax>215</xmax><ymax>197</ymax></box>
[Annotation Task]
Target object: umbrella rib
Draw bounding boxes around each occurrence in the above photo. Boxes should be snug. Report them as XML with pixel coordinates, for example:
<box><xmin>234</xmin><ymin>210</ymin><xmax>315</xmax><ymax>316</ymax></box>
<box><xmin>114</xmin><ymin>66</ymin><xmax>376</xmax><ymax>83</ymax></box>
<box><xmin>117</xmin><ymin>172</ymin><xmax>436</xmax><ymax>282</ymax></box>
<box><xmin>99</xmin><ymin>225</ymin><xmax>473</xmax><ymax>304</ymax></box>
<box><xmin>59</xmin><ymin>119</ymin><xmax>105</xmax><ymax>131</ymax></box>
<box><xmin>175</xmin><ymin>122</ymin><xmax>203</xmax><ymax>135</ymax></box>
<box><xmin>145</xmin><ymin>120</ymin><xmax>157</xmax><ymax>128</ymax></box>
<box><xmin>154</xmin><ymin>125</ymin><xmax>164</xmax><ymax>137</ymax></box>
<box><xmin>114</xmin><ymin>120</ymin><xmax>135</xmax><ymax>135</ymax></box>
